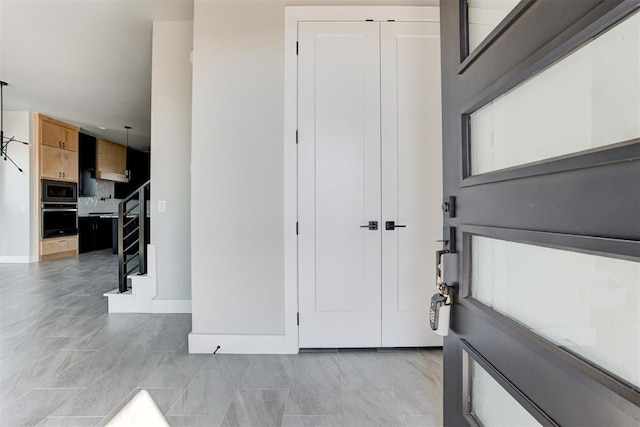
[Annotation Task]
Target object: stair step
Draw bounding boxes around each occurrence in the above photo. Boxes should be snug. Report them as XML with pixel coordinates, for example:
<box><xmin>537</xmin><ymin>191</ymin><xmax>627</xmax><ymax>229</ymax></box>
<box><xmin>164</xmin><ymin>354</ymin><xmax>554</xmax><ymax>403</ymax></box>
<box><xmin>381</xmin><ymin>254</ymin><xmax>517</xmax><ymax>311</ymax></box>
<box><xmin>104</xmin><ymin>289</ymin><xmax>132</xmax><ymax>296</ymax></box>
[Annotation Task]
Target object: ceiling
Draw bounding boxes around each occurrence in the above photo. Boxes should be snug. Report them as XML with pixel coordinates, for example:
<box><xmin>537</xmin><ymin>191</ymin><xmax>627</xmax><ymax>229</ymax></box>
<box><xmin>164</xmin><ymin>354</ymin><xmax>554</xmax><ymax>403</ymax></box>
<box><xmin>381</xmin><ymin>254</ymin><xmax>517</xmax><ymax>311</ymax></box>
<box><xmin>0</xmin><ymin>0</ymin><xmax>194</xmax><ymax>151</ymax></box>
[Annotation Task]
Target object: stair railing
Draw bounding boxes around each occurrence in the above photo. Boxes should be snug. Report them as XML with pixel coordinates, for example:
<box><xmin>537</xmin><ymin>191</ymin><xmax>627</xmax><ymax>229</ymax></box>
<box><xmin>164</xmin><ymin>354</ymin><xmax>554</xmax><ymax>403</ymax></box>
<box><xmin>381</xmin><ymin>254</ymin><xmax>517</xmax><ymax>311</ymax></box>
<box><xmin>118</xmin><ymin>180</ymin><xmax>150</xmax><ymax>293</ymax></box>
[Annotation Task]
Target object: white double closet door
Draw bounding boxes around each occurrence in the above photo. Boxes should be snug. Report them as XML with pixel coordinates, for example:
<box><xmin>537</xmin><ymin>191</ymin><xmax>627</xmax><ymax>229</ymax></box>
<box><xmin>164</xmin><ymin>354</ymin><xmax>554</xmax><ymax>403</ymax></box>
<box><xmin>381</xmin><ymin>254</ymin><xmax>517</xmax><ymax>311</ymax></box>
<box><xmin>298</xmin><ymin>20</ymin><xmax>442</xmax><ymax>348</ymax></box>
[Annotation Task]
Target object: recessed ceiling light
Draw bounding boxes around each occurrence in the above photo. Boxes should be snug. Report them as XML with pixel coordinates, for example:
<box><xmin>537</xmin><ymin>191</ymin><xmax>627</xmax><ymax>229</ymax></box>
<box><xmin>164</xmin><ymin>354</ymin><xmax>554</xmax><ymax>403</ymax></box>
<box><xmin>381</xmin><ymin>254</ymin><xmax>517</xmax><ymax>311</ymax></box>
<box><xmin>97</xmin><ymin>126</ymin><xmax>107</xmax><ymax>130</ymax></box>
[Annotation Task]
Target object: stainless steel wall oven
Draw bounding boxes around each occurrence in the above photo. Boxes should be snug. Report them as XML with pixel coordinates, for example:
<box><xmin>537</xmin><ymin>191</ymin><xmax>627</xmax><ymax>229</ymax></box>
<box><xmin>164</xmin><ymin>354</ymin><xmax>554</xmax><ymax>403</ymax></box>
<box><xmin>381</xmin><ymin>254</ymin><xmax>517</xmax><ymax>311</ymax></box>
<box><xmin>42</xmin><ymin>205</ymin><xmax>78</xmax><ymax>238</ymax></box>
<box><xmin>41</xmin><ymin>180</ymin><xmax>78</xmax><ymax>238</ymax></box>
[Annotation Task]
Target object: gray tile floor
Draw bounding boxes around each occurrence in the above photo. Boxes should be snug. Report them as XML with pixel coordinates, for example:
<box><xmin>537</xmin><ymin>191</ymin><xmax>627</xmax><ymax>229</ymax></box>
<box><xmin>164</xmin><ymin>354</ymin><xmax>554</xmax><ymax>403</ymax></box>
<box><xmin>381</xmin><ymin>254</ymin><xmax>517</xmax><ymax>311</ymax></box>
<box><xmin>0</xmin><ymin>250</ymin><xmax>443</xmax><ymax>427</ymax></box>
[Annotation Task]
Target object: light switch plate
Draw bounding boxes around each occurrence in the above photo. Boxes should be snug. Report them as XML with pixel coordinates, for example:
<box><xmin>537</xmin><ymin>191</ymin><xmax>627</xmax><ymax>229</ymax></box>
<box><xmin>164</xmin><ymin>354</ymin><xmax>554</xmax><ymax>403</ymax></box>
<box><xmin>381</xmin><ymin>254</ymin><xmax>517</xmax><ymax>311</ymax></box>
<box><xmin>158</xmin><ymin>200</ymin><xmax>166</xmax><ymax>212</ymax></box>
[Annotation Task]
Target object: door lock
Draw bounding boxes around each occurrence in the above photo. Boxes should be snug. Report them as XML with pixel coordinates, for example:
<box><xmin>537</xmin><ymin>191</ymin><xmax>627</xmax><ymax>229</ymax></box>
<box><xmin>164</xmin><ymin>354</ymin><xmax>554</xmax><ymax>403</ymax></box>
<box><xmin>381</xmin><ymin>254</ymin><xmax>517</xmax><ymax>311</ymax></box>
<box><xmin>442</xmin><ymin>196</ymin><xmax>456</xmax><ymax>218</ymax></box>
<box><xmin>385</xmin><ymin>221</ymin><xmax>406</xmax><ymax>231</ymax></box>
<box><xmin>360</xmin><ymin>221</ymin><xmax>378</xmax><ymax>230</ymax></box>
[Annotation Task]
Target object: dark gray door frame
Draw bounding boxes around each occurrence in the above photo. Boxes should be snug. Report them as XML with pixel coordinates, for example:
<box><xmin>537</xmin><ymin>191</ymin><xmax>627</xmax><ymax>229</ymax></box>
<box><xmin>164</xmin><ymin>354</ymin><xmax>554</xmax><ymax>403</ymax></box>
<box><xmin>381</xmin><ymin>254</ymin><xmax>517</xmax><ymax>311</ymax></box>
<box><xmin>440</xmin><ymin>0</ymin><xmax>640</xmax><ymax>425</ymax></box>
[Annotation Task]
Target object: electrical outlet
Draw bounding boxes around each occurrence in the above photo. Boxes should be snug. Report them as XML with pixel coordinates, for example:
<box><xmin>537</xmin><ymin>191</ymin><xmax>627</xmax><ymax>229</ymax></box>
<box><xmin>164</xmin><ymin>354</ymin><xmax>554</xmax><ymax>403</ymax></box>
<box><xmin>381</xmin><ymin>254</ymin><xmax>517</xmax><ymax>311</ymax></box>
<box><xmin>158</xmin><ymin>200</ymin><xmax>166</xmax><ymax>212</ymax></box>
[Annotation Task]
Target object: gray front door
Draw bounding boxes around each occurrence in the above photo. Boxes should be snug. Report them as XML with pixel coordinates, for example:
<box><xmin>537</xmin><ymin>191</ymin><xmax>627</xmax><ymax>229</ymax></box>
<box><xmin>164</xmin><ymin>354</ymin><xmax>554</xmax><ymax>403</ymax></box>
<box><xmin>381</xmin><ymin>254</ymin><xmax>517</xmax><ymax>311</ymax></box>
<box><xmin>440</xmin><ymin>0</ymin><xmax>640</xmax><ymax>425</ymax></box>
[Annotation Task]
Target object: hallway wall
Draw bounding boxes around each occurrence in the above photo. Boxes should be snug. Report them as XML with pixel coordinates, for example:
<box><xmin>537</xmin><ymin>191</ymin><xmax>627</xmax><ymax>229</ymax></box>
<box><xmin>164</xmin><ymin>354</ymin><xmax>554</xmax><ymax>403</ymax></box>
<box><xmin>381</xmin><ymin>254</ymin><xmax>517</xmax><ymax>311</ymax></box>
<box><xmin>0</xmin><ymin>111</ymin><xmax>32</xmax><ymax>263</ymax></box>
<box><xmin>190</xmin><ymin>0</ymin><xmax>438</xmax><ymax>346</ymax></box>
<box><xmin>150</xmin><ymin>21</ymin><xmax>194</xmax><ymax>303</ymax></box>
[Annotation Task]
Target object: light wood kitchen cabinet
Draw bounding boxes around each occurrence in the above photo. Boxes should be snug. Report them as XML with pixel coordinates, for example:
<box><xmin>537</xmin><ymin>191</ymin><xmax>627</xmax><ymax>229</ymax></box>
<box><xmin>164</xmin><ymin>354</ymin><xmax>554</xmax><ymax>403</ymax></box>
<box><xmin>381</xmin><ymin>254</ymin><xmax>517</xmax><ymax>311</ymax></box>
<box><xmin>41</xmin><ymin>119</ymin><xmax>78</xmax><ymax>152</ymax></box>
<box><xmin>96</xmin><ymin>138</ymin><xmax>128</xmax><ymax>182</ymax></box>
<box><xmin>34</xmin><ymin>113</ymin><xmax>80</xmax><ymax>261</ymax></box>
<box><xmin>40</xmin><ymin>236</ymin><xmax>78</xmax><ymax>260</ymax></box>
<box><xmin>37</xmin><ymin>114</ymin><xmax>79</xmax><ymax>182</ymax></box>
<box><xmin>41</xmin><ymin>144</ymin><xmax>78</xmax><ymax>181</ymax></box>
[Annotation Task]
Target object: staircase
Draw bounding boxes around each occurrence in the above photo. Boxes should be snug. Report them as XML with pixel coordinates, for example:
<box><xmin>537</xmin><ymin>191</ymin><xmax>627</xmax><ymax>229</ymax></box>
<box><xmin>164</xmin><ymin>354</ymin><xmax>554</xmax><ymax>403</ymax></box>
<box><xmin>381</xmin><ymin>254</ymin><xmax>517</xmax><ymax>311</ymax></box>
<box><xmin>104</xmin><ymin>181</ymin><xmax>154</xmax><ymax>313</ymax></box>
<box><xmin>104</xmin><ymin>180</ymin><xmax>191</xmax><ymax>314</ymax></box>
<box><xmin>118</xmin><ymin>181</ymin><xmax>150</xmax><ymax>292</ymax></box>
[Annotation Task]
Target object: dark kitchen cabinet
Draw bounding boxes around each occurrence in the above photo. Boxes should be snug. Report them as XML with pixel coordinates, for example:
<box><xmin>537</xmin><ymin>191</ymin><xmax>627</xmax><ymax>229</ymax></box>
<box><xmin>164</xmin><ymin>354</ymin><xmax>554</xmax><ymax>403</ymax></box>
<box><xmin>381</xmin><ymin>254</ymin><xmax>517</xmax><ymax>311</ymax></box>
<box><xmin>114</xmin><ymin>148</ymin><xmax>150</xmax><ymax>199</ymax></box>
<box><xmin>78</xmin><ymin>133</ymin><xmax>97</xmax><ymax>197</ymax></box>
<box><xmin>79</xmin><ymin>217</ymin><xmax>112</xmax><ymax>253</ymax></box>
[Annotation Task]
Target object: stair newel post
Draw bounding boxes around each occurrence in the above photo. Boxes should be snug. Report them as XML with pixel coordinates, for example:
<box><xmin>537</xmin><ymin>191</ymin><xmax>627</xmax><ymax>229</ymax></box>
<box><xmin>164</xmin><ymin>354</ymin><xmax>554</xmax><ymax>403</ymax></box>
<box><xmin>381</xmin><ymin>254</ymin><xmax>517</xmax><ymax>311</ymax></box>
<box><xmin>117</xmin><ymin>200</ymin><xmax>126</xmax><ymax>293</ymax></box>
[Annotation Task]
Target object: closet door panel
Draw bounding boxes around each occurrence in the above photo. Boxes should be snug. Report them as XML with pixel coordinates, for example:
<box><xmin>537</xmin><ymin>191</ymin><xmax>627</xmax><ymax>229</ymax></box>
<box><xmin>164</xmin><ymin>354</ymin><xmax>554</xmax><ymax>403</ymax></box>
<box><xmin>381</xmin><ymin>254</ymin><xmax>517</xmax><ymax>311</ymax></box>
<box><xmin>381</xmin><ymin>21</ymin><xmax>443</xmax><ymax>347</ymax></box>
<box><xmin>298</xmin><ymin>21</ymin><xmax>382</xmax><ymax>348</ymax></box>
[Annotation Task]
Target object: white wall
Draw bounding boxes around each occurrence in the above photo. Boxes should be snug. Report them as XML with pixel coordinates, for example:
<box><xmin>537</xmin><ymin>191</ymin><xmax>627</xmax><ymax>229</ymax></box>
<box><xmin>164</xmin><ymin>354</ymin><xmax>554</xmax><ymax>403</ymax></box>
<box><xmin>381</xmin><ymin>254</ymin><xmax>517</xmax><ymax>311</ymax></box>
<box><xmin>0</xmin><ymin>111</ymin><xmax>32</xmax><ymax>262</ymax></box>
<box><xmin>0</xmin><ymin>0</ymin><xmax>4</xmax><ymax>76</ymax></box>
<box><xmin>150</xmin><ymin>21</ymin><xmax>193</xmax><ymax>301</ymax></box>
<box><xmin>190</xmin><ymin>0</ymin><xmax>438</xmax><ymax>340</ymax></box>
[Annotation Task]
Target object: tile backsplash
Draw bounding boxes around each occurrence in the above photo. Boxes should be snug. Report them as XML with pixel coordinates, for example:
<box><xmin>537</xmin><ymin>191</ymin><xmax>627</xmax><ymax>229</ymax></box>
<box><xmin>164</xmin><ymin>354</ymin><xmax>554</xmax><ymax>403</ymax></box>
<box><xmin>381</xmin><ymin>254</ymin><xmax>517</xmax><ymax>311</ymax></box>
<box><xmin>78</xmin><ymin>179</ymin><xmax>122</xmax><ymax>216</ymax></box>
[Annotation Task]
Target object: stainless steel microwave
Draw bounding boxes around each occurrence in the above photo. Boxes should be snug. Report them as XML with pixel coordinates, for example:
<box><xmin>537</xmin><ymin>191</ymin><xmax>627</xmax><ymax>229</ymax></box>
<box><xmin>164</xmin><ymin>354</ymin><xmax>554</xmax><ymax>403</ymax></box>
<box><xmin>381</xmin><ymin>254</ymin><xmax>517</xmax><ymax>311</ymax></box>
<box><xmin>42</xmin><ymin>180</ymin><xmax>77</xmax><ymax>204</ymax></box>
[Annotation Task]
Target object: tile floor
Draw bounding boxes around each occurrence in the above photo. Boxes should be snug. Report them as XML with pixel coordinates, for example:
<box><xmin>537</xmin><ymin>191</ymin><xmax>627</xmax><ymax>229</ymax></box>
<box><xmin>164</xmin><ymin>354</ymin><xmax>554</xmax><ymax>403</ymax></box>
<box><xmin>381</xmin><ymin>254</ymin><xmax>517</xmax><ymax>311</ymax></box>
<box><xmin>0</xmin><ymin>250</ymin><xmax>443</xmax><ymax>426</ymax></box>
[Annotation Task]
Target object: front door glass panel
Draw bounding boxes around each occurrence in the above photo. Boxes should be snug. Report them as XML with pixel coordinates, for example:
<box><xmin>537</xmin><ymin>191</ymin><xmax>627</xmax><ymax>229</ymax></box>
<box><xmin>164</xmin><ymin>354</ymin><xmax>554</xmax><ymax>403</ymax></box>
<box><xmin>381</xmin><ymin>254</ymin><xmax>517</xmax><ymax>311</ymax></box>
<box><xmin>466</xmin><ymin>351</ymin><xmax>541</xmax><ymax>427</ymax></box>
<box><xmin>467</xmin><ymin>0</ymin><xmax>520</xmax><ymax>53</ymax></box>
<box><xmin>470</xmin><ymin>11</ymin><xmax>640</xmax><ymax>175</ymax></box>
<box><xmin>471</xmin><ymin>235</ymin><xmax>640</xmax><ymax>388</ymax></box>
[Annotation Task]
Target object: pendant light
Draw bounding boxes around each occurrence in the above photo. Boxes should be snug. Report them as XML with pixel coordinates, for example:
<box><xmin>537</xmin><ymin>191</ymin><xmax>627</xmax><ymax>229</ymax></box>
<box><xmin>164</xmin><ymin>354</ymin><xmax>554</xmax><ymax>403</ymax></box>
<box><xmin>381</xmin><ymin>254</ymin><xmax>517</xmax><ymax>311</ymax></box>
<box><xmin>124</xmin><ymin>125</ymin><xmax>131</xmax><ymax>180</ymax></box>
<box><xmin>0</xmin><ymin>80</ymin><xmax>29</xmax><ymax>173</ymax></box>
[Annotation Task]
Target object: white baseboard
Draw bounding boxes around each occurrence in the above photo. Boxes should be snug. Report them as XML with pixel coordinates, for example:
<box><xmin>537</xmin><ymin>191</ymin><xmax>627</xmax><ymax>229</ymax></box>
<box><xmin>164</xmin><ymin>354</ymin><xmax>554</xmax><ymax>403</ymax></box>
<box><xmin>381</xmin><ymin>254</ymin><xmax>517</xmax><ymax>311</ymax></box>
<box><xmin>188</xmin><ymin>333</ymin><xmax>296</xmax><ymax>354</ymax></box>
<box><xmin>104</xmin><ymin>289</ymin><xmax>152</xmax><ymax>313</ymax></box>
<box><xmin>151</xmin><ymin>299</ymin><xmax>192</xmax><ymax>313</ymax></box>
<box><xmin>105</xmin><ymin>290</ymin><xmax>192</xmax><ymax>314</ymax></box>
<box><xmin>0</xmin><ymin>256</ymin><xmax>31</xmax><ymax>263</ymax></box>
